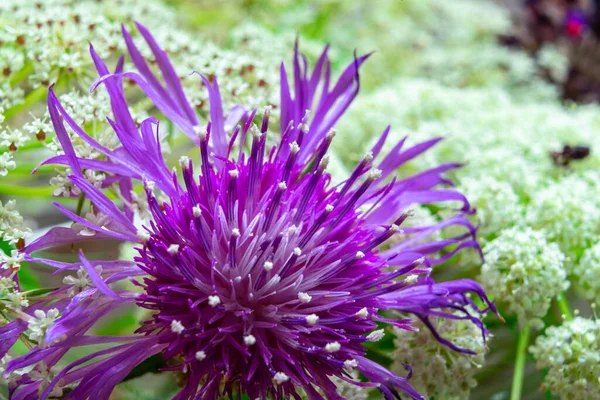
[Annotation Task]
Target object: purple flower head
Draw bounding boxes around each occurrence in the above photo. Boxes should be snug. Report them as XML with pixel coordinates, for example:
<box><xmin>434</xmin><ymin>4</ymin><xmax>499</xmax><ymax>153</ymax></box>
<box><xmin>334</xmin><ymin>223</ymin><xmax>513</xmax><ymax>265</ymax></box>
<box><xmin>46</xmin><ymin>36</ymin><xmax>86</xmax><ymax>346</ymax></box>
<box><xmin>1</xmin><ymin>23</ymin><xmax>497</xmax><ymax>400</ymax></box>
<box><xmin>565</xmin><ymin>9</ymin><xmax>587</xmax><ymax>39</ymax></box>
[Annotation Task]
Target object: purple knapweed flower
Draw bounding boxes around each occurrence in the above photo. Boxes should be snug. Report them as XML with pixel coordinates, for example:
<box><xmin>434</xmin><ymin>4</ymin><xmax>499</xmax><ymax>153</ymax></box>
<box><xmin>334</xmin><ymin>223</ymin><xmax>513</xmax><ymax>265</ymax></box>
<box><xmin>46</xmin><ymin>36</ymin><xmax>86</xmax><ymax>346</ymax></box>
<box><xmin>0</xmin><ymin>23</ymin><xmax>497</xmax><ymax>400</ymax></box>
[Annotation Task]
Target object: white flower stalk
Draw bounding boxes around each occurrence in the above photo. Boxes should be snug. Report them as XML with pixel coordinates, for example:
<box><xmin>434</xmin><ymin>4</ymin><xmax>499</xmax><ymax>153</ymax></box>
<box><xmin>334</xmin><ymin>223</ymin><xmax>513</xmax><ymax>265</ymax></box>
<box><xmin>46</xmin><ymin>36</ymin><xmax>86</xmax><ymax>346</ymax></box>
<box><xmin>391</xmin><ymin>312</ymin><xmax>487</xmax><ymax>400</ymax></box>
<box><xmin>481</xmin><ymin>227</ymin><xmax>568</xmax><ymax>329</ymax></box>
<box><xmin>530</xmin><ymin>317</ymin><xmax>600</xmax><ymax>399</ymax></box>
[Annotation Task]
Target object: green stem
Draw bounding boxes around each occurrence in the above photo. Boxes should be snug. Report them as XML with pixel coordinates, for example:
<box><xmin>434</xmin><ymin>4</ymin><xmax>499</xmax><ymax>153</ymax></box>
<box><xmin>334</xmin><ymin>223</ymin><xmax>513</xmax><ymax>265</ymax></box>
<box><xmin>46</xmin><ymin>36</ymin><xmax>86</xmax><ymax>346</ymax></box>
<box><xmin>557</xmin><ymin>293</ymin><xmax>573</xmax><ymax>321</ymax></box>
<box><xmin>0</xmin><ymin>184</ymin><xmax>56</xmax><ymax>198</ymax></box>
<box><xmin>511</xmin><ymin>324</ymin><xmax>531</xmax><ymax>400</ymax></box>
<box><xmin>0</xmin><ymin>139</ymin><xmax>50</xmax><ymax>154</ymax></box>
<box><xmin>3</xmin><ymin>163</ymin><xmax>54</xmax><ymax>177</ymax></box>
<box><xmin>2</xmin><ymin>86</ymin><xmax>47</xmax><ymax>121</ymax></box>
<box><xmin>75</xmin><ymin>192</ymin><xmax>86</xmax><ymax>216</ymax></box>
<box><xmin>8</xmin><ymin>63</ymin><xmax>34</xmax><ymax>87</ymax></box>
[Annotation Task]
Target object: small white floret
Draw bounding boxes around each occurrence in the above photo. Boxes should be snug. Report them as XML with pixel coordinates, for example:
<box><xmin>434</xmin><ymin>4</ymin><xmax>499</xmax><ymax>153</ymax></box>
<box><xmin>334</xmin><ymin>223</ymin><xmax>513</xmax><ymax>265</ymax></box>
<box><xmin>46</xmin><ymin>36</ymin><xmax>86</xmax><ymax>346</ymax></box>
<box><xmin>167</xmin><ymin>244</ymin><xmax>180</xmax><ymax>255</ymax></box>
<box><xmin>137</xmin><ymin>230</ymin><xmax>150</xmax><ymax>243</ymax></box>
<box><xmin>306</xmin><ymin>314</ymin><xmax>319</xmax><ymax>325</ymax></box>
<box><xmin>244</xmin><ymin>335</ymin><xmax>256</xmax><ymax>346</ymax></box>
<box><xmin>195</xmin><ymin>350</ymin><xmax>206</xmax><ymax>361</ymax></box>
<box><xmin>171</xmin><ymin>320</ymin><xmax>184</xmax><ymax>334</ymax></box>
<box><xmin>178</xmin><ymin>156</ymin><xmax>190</xmax><ymax>169</ymax></box>
<box><xmin>193</xmin><ymin>205</ymin><xmax>202</xmax><ymax>217</ymax></box>
<box><xmin>263</xmin><ymin>261</ymin><xmax>274</xmax><ymax>271</ymax></box>
<box><xmin>208</xmin><ymin>295</ymin><xmax>221</xmax><ymax>307</ymax></box>
<box><xmin>368</xmin><ymin>169</ymin><xmax>382</xmax><ymax>180</ymax></box>
<box><xmin>325</xmin><ymin>342</ymin><xmax>341</xmax><ymax>353</ymax></box>
<box><xmin>144</xmin><ymin>180</ymin><xmax>156</xmax><ymax>191</ymax></box>
<box><xmin>195</xmin><ymin>126</ymin><xmax>207</xmax><ymax>140</ymax></box>
<box><xmin>299</xmin><ymin>123</ymin><xmax>309</xmax><ymax>134</ymax></box>
<box><xmin>298</xmin><ymin>292</ymin><xmax>312</xmax><ymax>303</ymax></box>
<box><xmin>251</xmin><ymin>124</ymin><xmax>262</xmax><ymax>140</ymax></box>
<box><xmin>367</xmin><ymin>329</ymin><xmax>385</xmax><ymax>342</ymax></box>
<box><xmin>319</xmin><ymin>155</ymin><xmax>330</xmax><ymax>170</ymax></box>
<box><xmin>290</xmin><ymin>142</ymin><xmax>300</xmax><ymax>154</ymax></box>
<box><xmin>273</xmin><ymin>372</ymin><xmax>289</xmax><ymax>385</ymax></box>
<box><xmin>389</xmin><ymin>224</ymin><xmax>400</xmax><ymax>233</ymax></box>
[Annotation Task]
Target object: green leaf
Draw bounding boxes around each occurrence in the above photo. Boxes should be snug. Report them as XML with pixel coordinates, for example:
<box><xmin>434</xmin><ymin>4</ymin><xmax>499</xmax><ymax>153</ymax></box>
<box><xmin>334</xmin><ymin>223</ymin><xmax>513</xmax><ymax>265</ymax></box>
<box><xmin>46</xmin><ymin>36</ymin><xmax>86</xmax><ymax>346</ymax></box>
<box><xmin>21</xmin><ymin>287</ymin><xmax>59</xmax><ymax>297</ymax></box>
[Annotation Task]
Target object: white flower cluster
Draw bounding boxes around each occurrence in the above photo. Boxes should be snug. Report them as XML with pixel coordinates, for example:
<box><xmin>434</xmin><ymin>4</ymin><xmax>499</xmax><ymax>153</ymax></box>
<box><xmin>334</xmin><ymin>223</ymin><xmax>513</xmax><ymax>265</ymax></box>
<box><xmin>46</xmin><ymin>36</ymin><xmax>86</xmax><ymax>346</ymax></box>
<box><xmin>27</xmin><ymin>308</ymin><xmax>60</xmax><ymax>348</ymax></box>
<box><xmin>319</xmin><ymin>0</ymin><xmax>555</xmax><ymax>94</ymax></box>
<box><xmin>481</xmin><ymin>227</ymin><xmax>568</xmax><ymax>329</ymax></box>
<box><xmin>0</xmin><ymin>0</ymin><xmax>283</xmax><ymax>202</ymax></box>
<box><xmin>316</xmin><ymin>3</ymin><xmax>600</xmax><ymax>395</ymax></box>
<box><xmin>527</xmin><ymin>173</ymin><xmax>600</xmax><ymax>269</ymax></box>
<box><xmin>537</xmin><ymin>44</ymin><xmax>570</xmax><ymax>84</ymax></box>
<box><xmin>530</xmin><ymin>317</ymin><xmax>600</xmax><ymax>399</ymax></box>
<box><xmin>330</xmin><ymin>373</ymin><xmax>370</xmax><ymax>400</ymax></box>
<box><xmin>0</xmin><ymin>276</ymin><xmax>29</xmax><ymax>315</ymax></box>
<box><xmin>391</xmin><ymin>313</ymin><xmax>487</xmax><ymax>400</ymax></box>
<box><xmin>459</xmin><ymin>178</ymin><xmax>523</xmax><ymax>238</ymax></box>
<box><xmin>0</xmin><ymin>199</ymin><xmax>31</xmax><ymax>248</ymax></box>
<box><xmin>297</xmin><ymin>371</ymin><xmax>370</xmax><ymax>399</ymax></box>
<box><xmin>62</xmin><ymin>265</ymin><xmax>99</xmax><ymax>296</ymax></box>
<box><xmin>0</xmin><ymin>250</ymin><xmax>25</xmax><ymax>273</ymax></box>
<box><xmin>334</xmin><ymin>67</ymin><xmax>600</xmax><ymax>326</ymax></box>
<box><xmin>575</xmin><ymin>244</ymin><xmax>600</xmax><ymax>304</ymax></box>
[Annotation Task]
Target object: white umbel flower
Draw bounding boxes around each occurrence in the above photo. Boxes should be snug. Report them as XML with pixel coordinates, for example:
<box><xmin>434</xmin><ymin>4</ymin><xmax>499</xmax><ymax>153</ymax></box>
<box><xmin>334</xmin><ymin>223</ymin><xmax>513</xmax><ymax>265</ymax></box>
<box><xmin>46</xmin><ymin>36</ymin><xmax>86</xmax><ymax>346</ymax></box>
<box><xmin>575</xmin><ymin>243</ymin><xmax>600</xmax><ymax>304</ymax></box>
<box><xmin>530</xmin><ymin>317</ymin><xmax>600</xmax><ymax>399</ymax></box>
<box><xmin>392</xmin><ymin>310</ymin><xmax>487</xmax><ymax>400</ymax></box>
<box><xmin>481</xmin><ymin>227</ymin><xmax>568</xmax><ymax>329</ymax></box>
<box><xmin>0</xmin><ymin>250</ymin><xmax>24</xmax><ymax>271</ymax></box>
<box><xmin>27</xmin><ymin>309</ymin><xmax>60</xmax><ymax>347</ymax></box>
